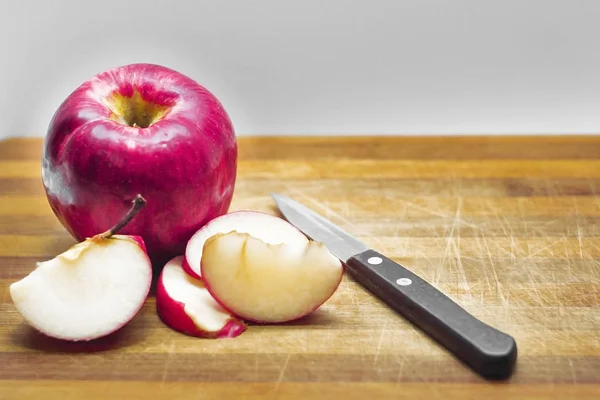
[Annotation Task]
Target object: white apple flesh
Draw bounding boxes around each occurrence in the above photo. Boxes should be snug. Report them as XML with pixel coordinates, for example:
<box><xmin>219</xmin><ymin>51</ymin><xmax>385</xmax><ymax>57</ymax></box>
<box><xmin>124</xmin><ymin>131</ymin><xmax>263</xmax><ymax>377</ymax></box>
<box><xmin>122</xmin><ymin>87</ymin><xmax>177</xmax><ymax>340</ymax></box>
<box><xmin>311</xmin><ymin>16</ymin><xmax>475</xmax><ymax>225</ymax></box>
<box><xmin>183</xmin><ymin>211</ymin><xmax>309</xmax><ymax>279</ymax></box>
<box><xmin>156</xmin><ymin>256</ymin><xmax>246</xmax><ymax>338</ymax></box>
<box><xmin>9</xmin><ymin>195</ymin><xmax>152</xmax><ymax>342</ymax></box>
<box><xmin>200</xmin><ymin>230</ymin><xmax>344</xmax><ymax>324</ymax></box>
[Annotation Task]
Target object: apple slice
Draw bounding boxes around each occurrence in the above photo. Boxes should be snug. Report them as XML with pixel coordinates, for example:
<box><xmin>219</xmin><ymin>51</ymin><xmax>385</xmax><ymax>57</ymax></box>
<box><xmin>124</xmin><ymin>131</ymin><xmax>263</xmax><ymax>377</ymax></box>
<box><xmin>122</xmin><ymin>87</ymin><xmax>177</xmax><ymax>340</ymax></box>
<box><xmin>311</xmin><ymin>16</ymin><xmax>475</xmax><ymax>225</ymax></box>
<box><xmin>183</xmin><ymin>211</ymin><xmax>309</xmax><ymax>279</ymax></box>
<box><xmin>9</xmin><ymin>195</ymin><xmax>152</xmax><ymax>341</ymax></box>
<box><xmin>201</xmin><ymin>231</ymin><xmax>344</xmax><ymax>323</ymax></box>
<box><xmin>156</xmin><ymin>256</ymin><xmax>246</xmax><ymax>338</ymax></box>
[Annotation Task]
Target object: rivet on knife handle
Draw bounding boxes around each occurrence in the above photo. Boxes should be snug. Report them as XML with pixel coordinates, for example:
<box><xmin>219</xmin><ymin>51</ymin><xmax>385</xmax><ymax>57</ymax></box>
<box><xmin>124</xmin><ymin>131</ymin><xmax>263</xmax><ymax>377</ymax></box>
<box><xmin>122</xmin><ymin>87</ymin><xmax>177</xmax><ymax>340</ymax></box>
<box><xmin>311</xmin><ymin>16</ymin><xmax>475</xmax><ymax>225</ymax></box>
<box><xmin>346</xmin><ymin>249</ymin><xmax>518</xmax><ymax>380</ymax></box>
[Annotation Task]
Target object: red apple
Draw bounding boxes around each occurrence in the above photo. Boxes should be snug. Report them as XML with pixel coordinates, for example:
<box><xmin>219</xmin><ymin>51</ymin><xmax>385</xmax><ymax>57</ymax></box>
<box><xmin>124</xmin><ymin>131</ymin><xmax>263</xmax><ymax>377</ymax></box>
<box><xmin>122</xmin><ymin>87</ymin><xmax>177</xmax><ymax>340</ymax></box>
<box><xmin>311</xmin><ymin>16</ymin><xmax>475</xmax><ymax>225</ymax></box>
<box><xmin>41</xmin><ymin>63</ymin><xmax>237</xmax><ymax>265</ymax></box>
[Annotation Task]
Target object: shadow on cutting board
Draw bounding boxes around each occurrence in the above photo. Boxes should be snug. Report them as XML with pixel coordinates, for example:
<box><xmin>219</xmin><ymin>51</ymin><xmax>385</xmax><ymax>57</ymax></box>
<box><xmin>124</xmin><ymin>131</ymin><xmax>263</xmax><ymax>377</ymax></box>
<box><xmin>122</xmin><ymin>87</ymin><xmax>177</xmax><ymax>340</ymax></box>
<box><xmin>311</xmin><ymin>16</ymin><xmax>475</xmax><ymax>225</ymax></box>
<box><xmin>271</xmin><ymin>308</ymin><xmax>341</xmax><ymax>327</ymax></box>
<box><xmin>10</xmin><ymin>315</ymin><xmax>147</xmax><ymax>353</ymax></box>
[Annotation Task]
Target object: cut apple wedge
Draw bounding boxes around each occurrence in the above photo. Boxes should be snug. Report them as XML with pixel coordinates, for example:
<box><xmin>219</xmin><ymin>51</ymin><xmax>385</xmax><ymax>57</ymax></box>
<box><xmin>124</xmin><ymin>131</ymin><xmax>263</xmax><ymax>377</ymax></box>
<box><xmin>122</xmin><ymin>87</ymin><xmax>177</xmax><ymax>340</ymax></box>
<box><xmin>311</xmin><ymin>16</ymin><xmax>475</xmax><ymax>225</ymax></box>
<box><xmin>183</xmin><ymin>211</ymin><xmax>309</xmax><ymax>279</ymax></box>
<box><xmin>10</xmin><ymin>195</ymin><xmax>152</xmax><ymax>341</ymax></box>
<box><xmin>156</xmin><ymin>256</ymin><xmax>246</xmax><ymax>338</ymax></box>
<box><xmin>201</xmin><ymin>231</ymin><xmax>344</xmax><ymax>323</ymax></box>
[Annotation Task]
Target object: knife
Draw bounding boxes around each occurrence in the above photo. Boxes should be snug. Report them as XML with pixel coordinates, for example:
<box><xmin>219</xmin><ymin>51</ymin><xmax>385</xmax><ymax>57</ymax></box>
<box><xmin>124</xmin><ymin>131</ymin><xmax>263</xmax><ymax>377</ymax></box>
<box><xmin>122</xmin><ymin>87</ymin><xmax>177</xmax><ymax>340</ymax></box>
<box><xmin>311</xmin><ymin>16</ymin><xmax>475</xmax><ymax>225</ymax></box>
<box><xmin>271</xmin><ymin>193</ymin><xmax>517</xmax><ymax>380</ymax></box>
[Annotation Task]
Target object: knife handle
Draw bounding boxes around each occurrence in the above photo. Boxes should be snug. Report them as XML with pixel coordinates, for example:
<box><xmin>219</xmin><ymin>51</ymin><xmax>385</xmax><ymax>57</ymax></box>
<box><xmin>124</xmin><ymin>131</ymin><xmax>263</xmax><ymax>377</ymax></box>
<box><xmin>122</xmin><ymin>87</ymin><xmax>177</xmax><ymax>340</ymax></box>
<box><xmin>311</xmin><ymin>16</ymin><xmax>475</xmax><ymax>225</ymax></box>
<box><xmin>346</xmin><ymin>249</ymin><xmax>517</xmax><ymax>380</ymax></box>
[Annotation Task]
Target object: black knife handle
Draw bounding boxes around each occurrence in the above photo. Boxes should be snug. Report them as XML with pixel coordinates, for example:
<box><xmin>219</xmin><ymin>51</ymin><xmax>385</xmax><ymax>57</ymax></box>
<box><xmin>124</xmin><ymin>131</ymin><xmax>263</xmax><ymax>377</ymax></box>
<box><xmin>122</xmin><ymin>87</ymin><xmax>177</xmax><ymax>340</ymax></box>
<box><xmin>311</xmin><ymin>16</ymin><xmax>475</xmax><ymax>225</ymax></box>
<box><xmin>346</xmin><ymin>249</ymin><xmax>517</xmax><ymax>380</ymax></box>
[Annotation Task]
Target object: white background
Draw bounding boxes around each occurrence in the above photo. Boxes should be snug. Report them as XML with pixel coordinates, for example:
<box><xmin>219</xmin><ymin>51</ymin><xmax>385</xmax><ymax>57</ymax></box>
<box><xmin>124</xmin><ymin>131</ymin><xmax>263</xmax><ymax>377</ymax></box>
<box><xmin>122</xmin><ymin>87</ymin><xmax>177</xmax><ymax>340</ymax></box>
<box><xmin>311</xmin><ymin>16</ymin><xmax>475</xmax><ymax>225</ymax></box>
<box><xmin>1</xmin><ymin>0</ymin><xmax>600</xmax><ymax>139</ymax></box>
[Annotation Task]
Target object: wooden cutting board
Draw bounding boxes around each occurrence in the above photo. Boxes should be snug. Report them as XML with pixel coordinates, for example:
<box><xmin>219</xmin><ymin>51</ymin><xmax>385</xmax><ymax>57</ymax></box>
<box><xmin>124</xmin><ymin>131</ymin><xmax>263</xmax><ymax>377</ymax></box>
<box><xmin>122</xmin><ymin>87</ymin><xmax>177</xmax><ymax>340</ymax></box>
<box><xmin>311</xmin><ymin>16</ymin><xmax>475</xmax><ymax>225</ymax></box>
<box><xmin>0</xmin><ymin>136</ymin><xmax>599</xmax><ymax>399</ymax></box>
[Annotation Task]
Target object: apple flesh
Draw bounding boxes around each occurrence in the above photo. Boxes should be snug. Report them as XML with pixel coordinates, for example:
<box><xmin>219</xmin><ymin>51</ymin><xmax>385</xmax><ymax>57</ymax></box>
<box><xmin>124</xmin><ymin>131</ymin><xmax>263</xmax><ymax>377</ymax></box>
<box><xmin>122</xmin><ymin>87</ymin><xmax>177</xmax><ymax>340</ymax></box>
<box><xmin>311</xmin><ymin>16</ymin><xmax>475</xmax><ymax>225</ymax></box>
<box><xmin>41</xmin><ymin>63</ymin><xmax>237</xmax><ymax>266</ymax></box>
<box><xmin>10</xmin><ymin>195</ymin><xmax>152</xmax><ymax>341</ymax></box>
<box><xmin>183</xmin><ymin>211</ymin><xmax>309</xmax><ymax>279</ymax></box>
<box><xmin>156</xmin><ymin>256</ymin><xmax>246</xmax><ymax>338</ymax></box>
<box><xmin>192</xmin><ymin>213</ymin><xmax>344</xmax><ymax>324</ymax></box>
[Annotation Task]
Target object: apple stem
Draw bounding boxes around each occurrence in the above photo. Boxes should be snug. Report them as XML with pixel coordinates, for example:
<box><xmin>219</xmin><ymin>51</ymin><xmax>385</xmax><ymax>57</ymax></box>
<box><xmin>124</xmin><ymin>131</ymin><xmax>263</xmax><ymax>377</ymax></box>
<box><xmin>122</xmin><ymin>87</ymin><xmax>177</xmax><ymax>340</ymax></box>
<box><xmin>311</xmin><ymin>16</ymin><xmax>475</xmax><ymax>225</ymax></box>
<box><xmin>101</xmin><ymin>194</ymin><xmax>147</xmax><ymax>239</ymax></box>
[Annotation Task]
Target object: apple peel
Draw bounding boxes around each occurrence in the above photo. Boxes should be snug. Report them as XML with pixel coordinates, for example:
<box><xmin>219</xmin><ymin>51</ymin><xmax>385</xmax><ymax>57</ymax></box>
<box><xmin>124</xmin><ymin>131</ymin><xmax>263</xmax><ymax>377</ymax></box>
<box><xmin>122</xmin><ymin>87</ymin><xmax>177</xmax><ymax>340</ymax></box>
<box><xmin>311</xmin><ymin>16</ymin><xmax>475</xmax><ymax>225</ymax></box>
<box><xmin>200</xmin><ymin>231</ymin><xmax>344</xmax><ymax>324</ymax></box>
<box><xmin>156</xmin><ymin>256</ymin><xmax>246</xmax><ymax>338</ymax></box>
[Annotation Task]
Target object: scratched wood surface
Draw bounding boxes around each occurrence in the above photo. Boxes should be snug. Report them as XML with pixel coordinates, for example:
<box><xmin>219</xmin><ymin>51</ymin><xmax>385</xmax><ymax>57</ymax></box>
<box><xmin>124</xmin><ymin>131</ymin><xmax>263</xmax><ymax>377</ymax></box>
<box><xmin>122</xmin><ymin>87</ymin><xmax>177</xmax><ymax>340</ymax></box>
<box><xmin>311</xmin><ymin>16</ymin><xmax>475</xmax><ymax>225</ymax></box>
<box><xmin>0</xmin><ymin>136</ymin><xmax>599</xmax><ymax>399</ymax></box>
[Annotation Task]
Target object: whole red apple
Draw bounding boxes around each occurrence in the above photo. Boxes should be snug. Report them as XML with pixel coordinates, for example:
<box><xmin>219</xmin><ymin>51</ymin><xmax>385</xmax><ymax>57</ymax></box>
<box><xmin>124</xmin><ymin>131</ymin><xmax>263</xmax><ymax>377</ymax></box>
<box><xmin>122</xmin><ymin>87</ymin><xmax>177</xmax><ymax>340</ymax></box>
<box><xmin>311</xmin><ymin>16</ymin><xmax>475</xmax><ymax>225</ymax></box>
<box><xmin>41</xmin><ymin>63</ymin><xmax>237</xmax><ymax>266</ymax></box>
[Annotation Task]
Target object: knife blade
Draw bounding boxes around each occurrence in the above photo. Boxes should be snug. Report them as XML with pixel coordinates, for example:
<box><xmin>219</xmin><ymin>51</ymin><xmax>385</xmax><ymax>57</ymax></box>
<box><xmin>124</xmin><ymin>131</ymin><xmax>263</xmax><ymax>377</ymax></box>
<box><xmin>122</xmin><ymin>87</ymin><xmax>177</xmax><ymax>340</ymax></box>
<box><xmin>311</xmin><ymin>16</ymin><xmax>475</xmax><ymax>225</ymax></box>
<box><xmin>271</xmin><ymin>193</ymin><xmax>517</xmax><ymax>380</ymax></box>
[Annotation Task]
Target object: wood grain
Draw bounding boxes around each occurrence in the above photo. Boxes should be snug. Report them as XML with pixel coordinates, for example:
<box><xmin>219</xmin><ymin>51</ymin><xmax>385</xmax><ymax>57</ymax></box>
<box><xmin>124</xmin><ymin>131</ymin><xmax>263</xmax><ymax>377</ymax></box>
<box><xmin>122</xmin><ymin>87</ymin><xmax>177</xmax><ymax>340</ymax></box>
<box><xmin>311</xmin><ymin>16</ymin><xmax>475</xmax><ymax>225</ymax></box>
<box><xmin>1</xmin><ymin>136</ymin><xmax>599</xmax><ymax>399</ymax></box>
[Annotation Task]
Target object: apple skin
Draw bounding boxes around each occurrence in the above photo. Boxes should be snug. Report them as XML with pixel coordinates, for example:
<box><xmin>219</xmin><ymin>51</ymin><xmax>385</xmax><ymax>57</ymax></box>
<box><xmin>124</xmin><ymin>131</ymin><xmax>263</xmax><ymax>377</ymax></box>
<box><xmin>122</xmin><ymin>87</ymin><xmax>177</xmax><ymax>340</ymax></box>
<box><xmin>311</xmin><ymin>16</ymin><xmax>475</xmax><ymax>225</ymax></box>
<box><xmin>129</xmin><ymin>235</ymin><xmax>148</xmax><ymax>255</ymax></box>
<box><xmin>41</xmin><ymin>63</ymin><xmax>237</xmax><ymax>266</ymax></box>
<box><xmin>181</xmin><ymin>256</ymin><xmax>202</xmax><ymax>281</ymax></box>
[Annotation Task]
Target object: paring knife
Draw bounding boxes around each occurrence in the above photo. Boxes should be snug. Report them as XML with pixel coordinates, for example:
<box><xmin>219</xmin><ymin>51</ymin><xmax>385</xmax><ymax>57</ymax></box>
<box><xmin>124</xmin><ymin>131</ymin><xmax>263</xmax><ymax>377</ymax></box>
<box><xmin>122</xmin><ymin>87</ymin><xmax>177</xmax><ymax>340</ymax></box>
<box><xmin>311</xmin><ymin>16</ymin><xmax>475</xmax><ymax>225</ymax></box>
<box><xmin>271</xmin><ymin>193</ymin><xmax>517</xmax><ymax>380</ymax></box>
